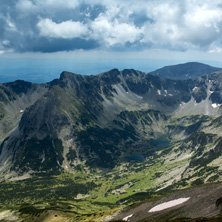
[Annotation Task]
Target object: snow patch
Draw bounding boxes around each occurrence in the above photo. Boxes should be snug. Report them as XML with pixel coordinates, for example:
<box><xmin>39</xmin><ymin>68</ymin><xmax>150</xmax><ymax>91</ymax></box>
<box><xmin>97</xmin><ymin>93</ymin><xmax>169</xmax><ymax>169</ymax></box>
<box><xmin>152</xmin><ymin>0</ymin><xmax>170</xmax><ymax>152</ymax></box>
<box><xmin>212</xmin><ymin>103</ymin><xmax>221</xmax><ymax>108</ymax></box>
<box><xmin>123</xmin><ymin>214</ymin><xmax>133</xmax><ymax>221</ymax></box>
<box><xmin>157</xmin><ymin>90</ymin><xmax>161</xmax><ymax>95</ymax></box>
<box><xmin>20</xmin><ymin>110</ymin><xmax>24</xmax><ymax>113</ymax></box>
<box><xmin>164</xmin><ymin>90</ymin><xmax>167</xmax><ymax>94</ymax></box>
<box><xmin>155</xmin><ymin>184</ymin><xmax>169</xmax><ymax>192</ymax></box>
<box><xmin>192</xmin><ymin>87</ymin><xmax>198</xmax><ymax>91</ymax></box>
<box><xmin>148</xmin><ymin>197</ymin><xmax>190</xmax><ymax>212</ymax></box>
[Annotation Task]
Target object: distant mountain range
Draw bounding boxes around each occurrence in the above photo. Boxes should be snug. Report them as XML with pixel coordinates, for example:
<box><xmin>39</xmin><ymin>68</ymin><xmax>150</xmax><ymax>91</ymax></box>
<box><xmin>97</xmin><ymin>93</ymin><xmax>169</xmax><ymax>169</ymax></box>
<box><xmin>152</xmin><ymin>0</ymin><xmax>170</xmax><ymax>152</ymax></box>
<box><xmin>1</xmin><ymin>62</ymin><xmax>222</xmax><ymax>221</ymax></box>
<box><xmin>151</xmin><ymin>62</ymin><xmax>222</xmax><ymax>80</ymax></box>
<box><xmin>0</xmin><ymin>62</ymin><xmax>222</xmax><ymax>175</ymax></box>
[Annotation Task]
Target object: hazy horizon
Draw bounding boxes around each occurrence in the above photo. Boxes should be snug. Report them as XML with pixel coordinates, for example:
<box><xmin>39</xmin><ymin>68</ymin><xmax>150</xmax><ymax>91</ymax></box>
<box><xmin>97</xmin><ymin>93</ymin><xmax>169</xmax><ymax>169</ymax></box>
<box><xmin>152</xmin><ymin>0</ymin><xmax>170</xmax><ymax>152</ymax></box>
<box><xmin>0</xmin><ymin>57</ymin><xmax>221</xmax><ymax>83</ymax></box>
<box><xmin>0</xmin><ymin>0</ymin><xmax>222</xmax><ymax>82</ymax></box>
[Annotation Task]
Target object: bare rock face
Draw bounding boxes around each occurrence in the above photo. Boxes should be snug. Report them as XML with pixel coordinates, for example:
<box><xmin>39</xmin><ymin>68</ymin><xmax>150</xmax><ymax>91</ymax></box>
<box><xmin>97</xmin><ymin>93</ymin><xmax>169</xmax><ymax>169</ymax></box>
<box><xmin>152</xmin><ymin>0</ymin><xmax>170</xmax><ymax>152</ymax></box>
<box><xmin>111</xmin><ymin>182</ymin><xmax>222</xmax><ymax>222</ymax></box>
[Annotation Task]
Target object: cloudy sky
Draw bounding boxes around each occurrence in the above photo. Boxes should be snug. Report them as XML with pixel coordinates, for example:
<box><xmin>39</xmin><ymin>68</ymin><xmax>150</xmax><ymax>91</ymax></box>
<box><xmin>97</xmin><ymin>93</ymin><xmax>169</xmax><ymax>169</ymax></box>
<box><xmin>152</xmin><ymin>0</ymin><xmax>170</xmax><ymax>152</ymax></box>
<box><xmin>0</xmin><ymin>0</ymin><xmax>222</xmax><ymax>82</ymax></box>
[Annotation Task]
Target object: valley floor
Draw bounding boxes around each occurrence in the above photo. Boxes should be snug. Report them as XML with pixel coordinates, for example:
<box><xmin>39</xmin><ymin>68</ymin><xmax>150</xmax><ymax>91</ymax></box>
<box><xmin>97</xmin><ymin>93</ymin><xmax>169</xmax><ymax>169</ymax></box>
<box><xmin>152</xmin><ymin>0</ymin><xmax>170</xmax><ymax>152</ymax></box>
<box><xmin>0</xmin><ymin>157</ymin><xmax>222</xmax><ymax>222</ymax></box>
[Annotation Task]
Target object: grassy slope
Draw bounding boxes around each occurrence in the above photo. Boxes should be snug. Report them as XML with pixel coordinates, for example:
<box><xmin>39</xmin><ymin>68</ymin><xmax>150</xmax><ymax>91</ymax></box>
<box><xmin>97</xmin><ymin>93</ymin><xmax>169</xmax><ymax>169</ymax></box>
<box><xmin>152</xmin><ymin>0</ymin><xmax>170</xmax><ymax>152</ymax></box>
<box><xmin>1</xmin><ymin>141</ymin><xmax>222</xmax><ymax>222</ymax></box>
<box><xmin>1</xmin><ymin>113</ymin><xmax>222</xmax><ymax>221</ymax></box>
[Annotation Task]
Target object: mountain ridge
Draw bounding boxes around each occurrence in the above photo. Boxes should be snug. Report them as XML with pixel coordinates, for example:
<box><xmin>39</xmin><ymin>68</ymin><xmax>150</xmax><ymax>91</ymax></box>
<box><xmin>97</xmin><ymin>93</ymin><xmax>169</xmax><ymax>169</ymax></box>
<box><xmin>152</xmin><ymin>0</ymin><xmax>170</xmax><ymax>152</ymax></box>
<box><xmin>0</xmin><ymin>64</ymin><xmax>222</xmax><ymax>175</ymax></box>
<box><xmin>151</xmin><ymin>62</ymin><xmax>222</xmax><ymax>80</ymax></box>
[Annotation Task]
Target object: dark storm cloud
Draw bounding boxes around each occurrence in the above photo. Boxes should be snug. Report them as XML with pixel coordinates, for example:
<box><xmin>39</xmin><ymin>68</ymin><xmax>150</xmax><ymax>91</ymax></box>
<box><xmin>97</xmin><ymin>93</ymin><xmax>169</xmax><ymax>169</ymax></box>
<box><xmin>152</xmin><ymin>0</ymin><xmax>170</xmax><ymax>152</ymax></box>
<box><xmin>47</xmin><ymin>4</ymin><xmax>105</xmax><ymax>24</ymax></box>
<box><xmin>0</xmin><ymin>0</ymin><xmax>221</xmax><ymax>54</ymax></box>
<box><xmin>19</xmin><ymin>37</ymin><xmax>99</xmax><ymax>53</ymax></box>
<box><xmin>0</xmin><ymin>18</ymin><xmax>7</xmax><ymax>36</ymax></box>
<box><xmin>129</xmin><ymin>11</ymin><xmax>155</xmax><ymax>27</ymax></box>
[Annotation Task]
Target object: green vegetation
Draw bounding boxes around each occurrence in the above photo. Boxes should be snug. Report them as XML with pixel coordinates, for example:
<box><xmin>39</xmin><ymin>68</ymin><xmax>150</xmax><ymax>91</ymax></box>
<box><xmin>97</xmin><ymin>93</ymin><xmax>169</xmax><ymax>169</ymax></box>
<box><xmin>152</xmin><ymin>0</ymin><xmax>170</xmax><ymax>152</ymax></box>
<box><xmin>13</xmin><ymin>137</ymin><xmax>64</xmax><ymax>173</ymax></box>
<box><xmin>1</xmin><ymin>68</ymin><xmax>222</xmax><ymax>221</ymax></box>
<box><xmin>0</xmin><ymin>175</ymin><xmax>97</xmax><ymax>204</ymax></box>
<box><xmin>2</xmin><ymin>141</ymin><xmax>219</xmax><ymax>222</ymax></box>
<box><xmin>0</xmin><ymin>155</ymin><xmax>177</xmax><ymax>221</ymax></box>
<box><xmin>66</xmin><ymin>148</ymin><xmax>77</xmax><ymax>161</ymax></box>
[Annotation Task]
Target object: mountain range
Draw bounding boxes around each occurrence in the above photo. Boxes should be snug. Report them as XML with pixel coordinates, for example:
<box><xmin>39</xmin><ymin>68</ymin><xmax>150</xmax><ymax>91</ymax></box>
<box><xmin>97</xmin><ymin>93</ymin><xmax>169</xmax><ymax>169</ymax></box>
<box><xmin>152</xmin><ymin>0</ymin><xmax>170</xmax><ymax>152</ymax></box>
<box><xmin>0</xmin><ymin>62</ymin><xmax>222</xmax><ymax>174</ymax></box>
<box><xmin>0</xmin><ymin>62</ymin><xmax>222</xmax><ymax>221</ymax></box>
<box><xmin>151</xmin><ymin>62</ymin><xmax>222</xmax><ymax>80</ymax></box>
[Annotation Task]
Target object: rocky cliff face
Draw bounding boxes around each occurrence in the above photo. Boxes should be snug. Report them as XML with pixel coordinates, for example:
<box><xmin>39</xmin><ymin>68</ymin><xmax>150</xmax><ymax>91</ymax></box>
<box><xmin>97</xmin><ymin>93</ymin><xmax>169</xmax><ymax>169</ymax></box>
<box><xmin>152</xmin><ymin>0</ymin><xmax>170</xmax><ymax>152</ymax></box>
<box><xmin>0</xmin><ymin>80</ymin><xmax>48</xmax><ymax>142</ymax></box>
<box><xmin>0</xmin><ymin>65</ymin><xmax>222</xmax><ymax>177</ymax></box>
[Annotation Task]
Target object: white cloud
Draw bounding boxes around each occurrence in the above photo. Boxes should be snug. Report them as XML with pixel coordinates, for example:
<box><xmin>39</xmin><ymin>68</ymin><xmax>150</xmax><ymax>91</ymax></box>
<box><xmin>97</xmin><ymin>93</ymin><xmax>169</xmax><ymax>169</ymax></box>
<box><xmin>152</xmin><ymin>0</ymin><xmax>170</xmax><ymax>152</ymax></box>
<box><xmin>6</xmin><ymin>18</ymin><xmax>17</xmax><ymax>31</ymax></box>
<box><xmin>91</xmin><ymin>14</ymin><xmax>143</xmax><ymax>46</ymax></box>
<box><xmin>181</xmin><ymin>3</ymin><xmax>222</xmax><ymax>47</ymax></box>
<box><xmin>37</xmin><ymin>19</ymin><xmax>88</xmax><ymax>39</ymax></box>
<box><xmin>209</xmin><ymin>47</ymin><xmax>222</xmax><ymax>53</ymax></box>
<box><xmin>0</xmin><ymin>49</ymin><xmax>14</xmax><ymax>54</ymax></box>
<box><xmin>16</xmin><ymin>0</ymin><xmax>79</xmax><ymax>11</ymax></box>
<box><xmin>139</xmin><ymin>1</ymin><xmax>222</xmax><ymax>50</ymax></box>
<box><xmin>141</xmin><ymin>3</ymin><xmax>182</xmax><ymax>48</ymax></box>
<box><xmin>2</xmin><ymin>40</ymin><xmax>10</xmax><ymax>47</ymax></box>
<box><xmin>3</xmin><ymin>0</ymin><xmax>222</xmax><ymax>52</ymax></box>
<box><xmin>38</xmin><ymin>0</ymin><xmax>79</xmax><ymax>9</ymax></box>
<box><xmin>16</xmin><ymin>0</ymin><xmax>36</xmax><ymax>11</ymax></box>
